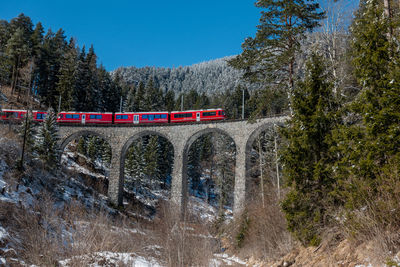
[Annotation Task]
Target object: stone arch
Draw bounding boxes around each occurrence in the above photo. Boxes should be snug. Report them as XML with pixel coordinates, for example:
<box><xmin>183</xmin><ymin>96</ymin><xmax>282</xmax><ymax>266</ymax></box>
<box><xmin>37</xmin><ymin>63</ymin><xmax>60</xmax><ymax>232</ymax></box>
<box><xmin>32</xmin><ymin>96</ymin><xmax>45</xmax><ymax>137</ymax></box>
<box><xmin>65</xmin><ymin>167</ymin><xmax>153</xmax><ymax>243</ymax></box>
<box><xmin>58</xmin><ymin>130</ymin><xmax>110</xmax><ymax>161</ymax></box>
<box><xmin>244</xmin><ymin>122</ymin><xmax>280</xmax><ymax>201</ymax></box>
<box><xmin>181</xmin><ymin>127</ymin><xmax>237</xmax><ymax>212</ymax></box>
<box><xmin>119</xmin><ymin>130</ymin><xmax>175</xmax><ymax>201</ymax></box>
<box><xmin>183</xmin><ymin>128</ymin><xmax>235</xmax><ymax>154</ymax></box>
<box><xmin>120</xmin><ymin>130</ymin><xmax>173</xmax><ymax>173</ymax></box>
<box><xmin>245</xmin><ymin>122</ymin><xmax>279</xmax><ymax>154</ymax></box>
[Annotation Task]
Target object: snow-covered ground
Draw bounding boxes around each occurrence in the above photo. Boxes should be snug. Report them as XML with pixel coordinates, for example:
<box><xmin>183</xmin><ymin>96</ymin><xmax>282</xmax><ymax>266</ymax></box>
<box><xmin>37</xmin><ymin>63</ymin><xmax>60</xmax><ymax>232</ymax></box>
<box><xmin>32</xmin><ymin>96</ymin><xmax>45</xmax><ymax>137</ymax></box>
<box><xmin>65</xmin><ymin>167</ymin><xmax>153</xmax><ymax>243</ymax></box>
<box><xmin>59</xmin><ymin>251</ymin><xmax>162</xmax><ymax>267</ymax></box>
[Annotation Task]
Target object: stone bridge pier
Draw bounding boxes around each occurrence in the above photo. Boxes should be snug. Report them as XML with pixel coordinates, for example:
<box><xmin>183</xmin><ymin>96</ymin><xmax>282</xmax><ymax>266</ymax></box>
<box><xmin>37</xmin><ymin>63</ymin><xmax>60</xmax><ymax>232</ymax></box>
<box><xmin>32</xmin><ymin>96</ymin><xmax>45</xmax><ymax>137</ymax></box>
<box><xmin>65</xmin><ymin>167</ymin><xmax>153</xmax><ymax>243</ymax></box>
<box><xmin>57</xmin><ymin>116</ymin><xmax>287</xmax><ymax>217</ymax></box>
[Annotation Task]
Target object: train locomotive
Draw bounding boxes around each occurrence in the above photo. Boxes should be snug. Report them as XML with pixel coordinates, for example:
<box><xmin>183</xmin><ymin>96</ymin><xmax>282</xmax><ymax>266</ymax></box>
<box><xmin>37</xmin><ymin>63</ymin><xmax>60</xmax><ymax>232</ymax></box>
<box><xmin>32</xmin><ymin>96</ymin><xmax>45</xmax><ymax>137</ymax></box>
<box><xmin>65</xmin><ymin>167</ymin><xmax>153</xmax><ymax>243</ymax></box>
<box><xmin>0</xmin><ymin>108</ymin><xmax>226</xmax><ymax>125</ymax></box>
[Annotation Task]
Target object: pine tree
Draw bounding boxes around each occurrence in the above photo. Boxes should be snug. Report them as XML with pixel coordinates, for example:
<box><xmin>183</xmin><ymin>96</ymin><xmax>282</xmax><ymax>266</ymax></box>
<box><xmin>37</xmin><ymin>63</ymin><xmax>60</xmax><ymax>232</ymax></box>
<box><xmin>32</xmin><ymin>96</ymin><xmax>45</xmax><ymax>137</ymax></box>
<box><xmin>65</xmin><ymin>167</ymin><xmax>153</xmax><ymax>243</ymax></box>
<box><xmin>77</xmin><ymin>137</ymin><xmax>86</xmax><ymax>155</ymax></box>
<box><xmin>280</xmin><ymin>52</ymin><xmax>338</xmax><ymax>246</ymax></box>
<box><xmin>330</xmin><ymin>0</ymin><xmax>400</xmax><ymax>208</ymax></box>
<box><xmin>100</xmin><ymin>140</ymin><xmax>112</xmax><ymax>168</ymax></box>
<box><xmin>73</xmin><ymin>47</ymin><xmax>89</xmax><ymax>111</ymax></box>
<box><xmin>34</xmin><ymin>108</ymin><xmax>59</xmax><ymax>168</ymax></box>
<box><xmin>213</xmin><ymin>134</ymin><xmax>235</xmax><ymax>212</ymax></box>
<box><xmin>188</xmin><ymin>138</ymin><xmax>203</xmax><ymax>195</ymax></box>
<box><xmin>6</xmin><ymin>28</ymin><xmax>30</xmax><ymax>94</ymax></box>
<box><xmin>98</xmin><ymin>65</ymin><xmax>120</xmax><ymax>112</ymax></box>
<box><xmin>164</xmin><ymin>89</ymin><xmax>175</xmax><ymax>112</ymax></box>
<box><xmin>135</xmin><ymin>81</ymin><xmax>145</xmax><ymax>111</ymax></box>
<box><xmin>144</xmin><ymin>79</ymin><xmax>162</xmax><ymax>111</ymax></box>
<box><xmin>9</xmin><ymin>13</ymin><xmax>33</xmax><ymax>42</ymax></box>
<box><xmin>85</xmin><ymin>45</ymin><xmax>98</xmax><ymax>111</ymax></box>
<box><xmin>125</xmin><ymin>84</ymin><xmax>137</xmax><ymax>112</ymax></box>
<box><xmin>125</xmin><ymin>140</ymin><xmax>145</xmax><ymax>190</ymax></box>
<box><xmin>18</xmin><ymin>111</ymin><xmax>36</xmax><ymax>153</ymax></box>
<box><xmin>229</xmin><ymin>0</ymin><xmax>324</xmax><ymax>115</ymax></box>
<box><xmin>35</xmin><ymin>29</ymin><xmax>67</xmax><ymax>109</ymax></box>
<box><xmin>56</xmin><ymin>38</ymin><xmax>77</xmax><ymax>111</ymax></box>
<box><xmin>30</xmin><ymin>22</ymin><xmax>44</xmax><ymax>60</ymax></box>
<box><xmin>157</xmin><ymin>138</ymin><xmax>173</xmax><ymax>188</ymax></box>
<box><xmin>87</xmin><ymin>136</ymin><xmax>97</xmax><ymax>162</ymax></box>
<box><xmin>144</xmin><ymin>136</ymin><xmax>160</xmax><ymax>187</ymax></box>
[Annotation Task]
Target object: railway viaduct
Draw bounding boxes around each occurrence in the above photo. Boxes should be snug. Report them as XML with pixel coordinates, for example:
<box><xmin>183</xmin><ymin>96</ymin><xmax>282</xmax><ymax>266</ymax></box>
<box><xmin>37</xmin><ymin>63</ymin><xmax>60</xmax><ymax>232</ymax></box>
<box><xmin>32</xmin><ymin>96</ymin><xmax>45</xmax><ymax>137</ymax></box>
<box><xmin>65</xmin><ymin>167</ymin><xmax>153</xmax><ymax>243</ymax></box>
<box><xmin>58</xmin><ymin>116</ymin><xmax>288</xmax><ymax>216</ymax></box>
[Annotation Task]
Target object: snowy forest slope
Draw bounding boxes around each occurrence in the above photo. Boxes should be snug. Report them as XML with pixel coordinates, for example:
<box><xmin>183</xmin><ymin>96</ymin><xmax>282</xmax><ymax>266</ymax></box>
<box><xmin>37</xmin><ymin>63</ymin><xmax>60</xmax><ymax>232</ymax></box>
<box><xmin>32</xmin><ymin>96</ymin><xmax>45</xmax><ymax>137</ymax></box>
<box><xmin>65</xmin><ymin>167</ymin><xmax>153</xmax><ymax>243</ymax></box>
<box><xmin>113</xmin><ymin>56</ymin><xmax>262</xmax><ymax>95</ymax></box>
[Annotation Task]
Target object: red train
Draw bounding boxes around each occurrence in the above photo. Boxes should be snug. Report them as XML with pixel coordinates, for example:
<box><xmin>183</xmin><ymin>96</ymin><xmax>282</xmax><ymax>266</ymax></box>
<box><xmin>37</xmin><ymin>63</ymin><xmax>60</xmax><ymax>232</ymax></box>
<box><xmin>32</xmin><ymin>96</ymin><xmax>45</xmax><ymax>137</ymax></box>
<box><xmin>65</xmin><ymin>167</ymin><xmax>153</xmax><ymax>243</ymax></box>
<box><xmin>0</xmin><ymin>109</ymin><xmax>48</xmax><ymax>122</ymax></box>
<box><xmin>0</xmin><ymin>108</ymin><xmax>226</xmax><ymax>124</ymax></box>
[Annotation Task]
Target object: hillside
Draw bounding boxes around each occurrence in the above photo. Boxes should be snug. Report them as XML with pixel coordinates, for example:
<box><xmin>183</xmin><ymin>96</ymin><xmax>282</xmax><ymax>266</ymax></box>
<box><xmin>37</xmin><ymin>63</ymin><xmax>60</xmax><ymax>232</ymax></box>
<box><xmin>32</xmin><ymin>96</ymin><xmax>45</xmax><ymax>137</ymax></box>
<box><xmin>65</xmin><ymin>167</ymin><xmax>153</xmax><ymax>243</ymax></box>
<box><xmin>113</xmin><ymin>56</ymin><xmax>262</xmax><ymax>95</ymax></box>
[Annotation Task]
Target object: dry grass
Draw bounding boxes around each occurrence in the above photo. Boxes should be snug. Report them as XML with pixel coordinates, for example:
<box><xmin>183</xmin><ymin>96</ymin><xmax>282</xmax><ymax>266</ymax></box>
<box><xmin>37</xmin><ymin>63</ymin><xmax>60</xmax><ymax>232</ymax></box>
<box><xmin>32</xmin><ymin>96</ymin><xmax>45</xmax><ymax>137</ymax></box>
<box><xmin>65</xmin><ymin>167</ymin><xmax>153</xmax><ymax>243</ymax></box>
<box><xmin>339</xmin><ymin>162</ymin><xmax>400</xmax><ymax>262</ymax></box>
<box><xmin>0</xmin><ymin>193</ymin><xmax>154</xmax><ymax>266</ymax></box>
<box><xmin>153</xmin><ymin>202</ymin><xmax>215</xmax><ymax>267</ymax></box>
<box><xmin>223</xmin><ymin>187</ymin><xmax>294</xmax><ymax>262</ymax></box>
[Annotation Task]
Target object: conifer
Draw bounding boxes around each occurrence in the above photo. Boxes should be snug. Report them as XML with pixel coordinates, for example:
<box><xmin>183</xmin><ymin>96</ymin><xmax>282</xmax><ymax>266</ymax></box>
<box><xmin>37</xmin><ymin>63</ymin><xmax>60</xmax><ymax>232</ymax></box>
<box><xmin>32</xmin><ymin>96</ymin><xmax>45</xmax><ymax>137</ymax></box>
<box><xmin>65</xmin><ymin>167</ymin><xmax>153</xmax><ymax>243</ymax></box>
<box><xmin>34</xmin><ymin>108</ymin><xmax>59</xmax><ymax>168</ymax></box>
<box><xmin>56</xmin><ymin>38</ymin><xmax>77</xmax><ymax>111</ymax></box>
<box><xmin>229</xmin><ymin>0</ymin><xmax>324</xmax><ymax>115</ymax></box>
<box><xmin>280</xmin><ymin>52</ymin><xmax>338</xmax><ymax>245</ymax></box>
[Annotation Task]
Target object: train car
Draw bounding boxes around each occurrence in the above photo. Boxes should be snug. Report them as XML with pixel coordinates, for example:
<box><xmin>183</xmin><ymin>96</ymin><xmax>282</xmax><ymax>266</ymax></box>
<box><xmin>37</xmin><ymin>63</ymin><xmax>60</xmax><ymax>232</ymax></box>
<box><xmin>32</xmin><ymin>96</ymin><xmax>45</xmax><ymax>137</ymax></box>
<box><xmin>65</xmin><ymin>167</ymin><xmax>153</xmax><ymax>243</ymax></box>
<box><xmin>0</xmin><ymin>109</ymin><xmax>48</xmax><ymax>122</ymax></box>
<box><xmin>32</xmin><ymin>111</ymin><xmax>47</xmax><ymax>122</ymax></box>
<box><xmin>57</xmin><ymin>111</ymin><xmax>113</xmax><ymax>124</ymax></box>
<box><xmin>114</xmin><ymin>112</ymin><xmax>169</xmax><ymax>124</ymax></box>
<box><xmin>170</xmin><ymin>108</ymin><xmax>226</xmax><ymax>123</ymax></box>
<box><xmin>0</xmin><ymin>109</ymin><xmax>27</xmax><ymax>121</ymax></box>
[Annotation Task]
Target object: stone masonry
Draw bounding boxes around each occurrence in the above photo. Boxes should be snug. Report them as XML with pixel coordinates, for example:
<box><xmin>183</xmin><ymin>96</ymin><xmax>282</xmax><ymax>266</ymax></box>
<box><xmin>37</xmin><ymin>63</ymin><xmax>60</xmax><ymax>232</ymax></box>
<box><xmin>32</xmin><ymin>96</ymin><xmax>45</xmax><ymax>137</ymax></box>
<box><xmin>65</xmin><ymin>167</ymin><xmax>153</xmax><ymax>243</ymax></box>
<box><xmin>57</xmin><ymin>116</ymin><xmax>288</xmax><ymax>217</ymax></box>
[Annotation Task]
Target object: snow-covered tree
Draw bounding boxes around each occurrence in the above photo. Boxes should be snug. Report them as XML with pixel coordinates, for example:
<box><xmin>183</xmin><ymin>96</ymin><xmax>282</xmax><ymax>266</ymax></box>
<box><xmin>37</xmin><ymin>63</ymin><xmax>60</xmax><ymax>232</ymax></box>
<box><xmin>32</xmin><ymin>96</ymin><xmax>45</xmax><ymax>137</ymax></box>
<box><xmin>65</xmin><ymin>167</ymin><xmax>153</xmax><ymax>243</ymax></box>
<box><xmin>34</xmin><ymin>108</ymin><xmax>59</xmax><ymax>168</ymax></box>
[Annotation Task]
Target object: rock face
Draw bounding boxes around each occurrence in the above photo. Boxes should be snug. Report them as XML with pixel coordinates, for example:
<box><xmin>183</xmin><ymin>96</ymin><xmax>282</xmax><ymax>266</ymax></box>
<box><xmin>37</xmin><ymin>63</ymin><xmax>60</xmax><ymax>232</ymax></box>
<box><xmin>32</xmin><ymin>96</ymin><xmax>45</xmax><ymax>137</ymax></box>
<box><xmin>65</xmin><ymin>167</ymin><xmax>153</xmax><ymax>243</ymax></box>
<box><xmin>57</xmin><ymin>116</ymin><xmax>287</xmax><ymax>218</ymax></box>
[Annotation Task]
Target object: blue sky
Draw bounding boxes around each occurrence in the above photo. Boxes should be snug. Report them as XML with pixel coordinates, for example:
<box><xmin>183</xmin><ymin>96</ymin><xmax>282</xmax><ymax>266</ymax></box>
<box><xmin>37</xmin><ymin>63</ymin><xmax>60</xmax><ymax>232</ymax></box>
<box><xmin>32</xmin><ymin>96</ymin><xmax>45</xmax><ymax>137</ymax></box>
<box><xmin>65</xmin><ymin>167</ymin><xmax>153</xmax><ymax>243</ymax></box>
<box><xmin>2</xmin><ymin>0</ymin><xmax>358</xmax><ymax>71</ymax></box>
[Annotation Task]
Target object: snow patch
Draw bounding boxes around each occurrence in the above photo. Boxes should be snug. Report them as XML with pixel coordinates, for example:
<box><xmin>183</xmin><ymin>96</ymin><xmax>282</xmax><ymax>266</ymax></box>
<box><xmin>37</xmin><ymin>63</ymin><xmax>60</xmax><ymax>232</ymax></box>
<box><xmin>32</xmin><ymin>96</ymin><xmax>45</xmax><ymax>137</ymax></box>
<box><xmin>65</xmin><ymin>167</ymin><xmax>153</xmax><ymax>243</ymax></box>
<box><xmin>0</xmin><ymin>226</ymin><xmax>9</xmax><ymax>240</ymax></box>
<box><xmin>59</xmin><ymin>251</ymin><xmax>162</xmax><ymax>267</ymax></box>
<box><xmin>211</xmin><ymin>253</ymin><xmax>247</xmax><ymax>266</ymax></box>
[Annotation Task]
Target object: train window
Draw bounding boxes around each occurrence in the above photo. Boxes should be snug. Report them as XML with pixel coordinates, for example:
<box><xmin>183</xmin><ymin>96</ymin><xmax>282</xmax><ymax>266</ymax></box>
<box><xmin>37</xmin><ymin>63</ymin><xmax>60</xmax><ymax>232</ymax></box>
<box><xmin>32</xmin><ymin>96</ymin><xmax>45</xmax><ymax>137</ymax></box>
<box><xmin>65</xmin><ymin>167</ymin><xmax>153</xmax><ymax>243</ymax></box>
<box><xmin>37</xmin><ymin>113</ymin><xmax>42</xmax><ymax>119</ymax></box>
<box><xmin>96</xmin><ymin>115</ymin><xmax>102</xmax><ymax>119</ymax></box>
<box><xmin>161</xmin><ymin>114</ymin><xmax>167</xmax><ymax>119</ymax></box>
<box><xmin>174</xmin><ymin>113</ymin><xmax>192</xmax><ymax>118</ymax></box>
<box><xmin>142</xmin><ymin>115</ymin><xmax>148</xmax><ymax>120</ymax></box>
<box><xmin>59</xmin><ymin>114</ymin><xmax>64</xmax><ymax>119</ymax></box>
<box><xmin>155</xmin><ymin>114</ymin><xmax>160</xmax><ymax>119</ymax></box>
<box><xmin>73</xmin><ymin>114</ymin><xmax>80</xmax><ymax>119</ymax></box>
<box><xmin>148</xmin><ymin>115</ymin><xmax>154</xmax><ymax>120</ymax></box>
<box><xmin>203</xmin><ymin>112</ymin><xmax>216</xmax><ymax>117</ymax></box>
<box><xmin>66</xmin><ymin>114</ymin><xmax>72</xmax><ymax>119</ymax></box>
<box><xmin>90</xmin><ymin>115</ymin><xmax>96</xmax><ymax>119</ymax></box>
<box><xmin>218</xmin><ymin>111</ymin><xmax>221</xmax><ymax>116</ymax></box>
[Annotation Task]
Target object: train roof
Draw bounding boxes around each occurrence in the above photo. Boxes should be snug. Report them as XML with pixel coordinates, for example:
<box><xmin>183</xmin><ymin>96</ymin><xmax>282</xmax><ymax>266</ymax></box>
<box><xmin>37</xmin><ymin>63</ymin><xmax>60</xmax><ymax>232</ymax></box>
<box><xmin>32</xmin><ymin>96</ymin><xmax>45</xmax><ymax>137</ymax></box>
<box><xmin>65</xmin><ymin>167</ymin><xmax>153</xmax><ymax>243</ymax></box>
<box><xmin>115</xmin><ymin>111</ymin><xmax>169</xmax><ymax>114</ymax></box>
<box><xmin>2</xmin><ymin>109</ymin><xmax>49</xmax><ymax>112</ymax></box>
<box><xmin>170</xmin><ymin>108</ymin><xmax>224</xmax><ymax>113</ymax></box>
<box><xmin>59</xmin><ymin>111</ymin><xmax>113</xmax><ymax>114</ymax></box>
<box><xmin>1</xmin><ymin>109</ymin><xmax>27</xmax><ymax>112</ymax></box>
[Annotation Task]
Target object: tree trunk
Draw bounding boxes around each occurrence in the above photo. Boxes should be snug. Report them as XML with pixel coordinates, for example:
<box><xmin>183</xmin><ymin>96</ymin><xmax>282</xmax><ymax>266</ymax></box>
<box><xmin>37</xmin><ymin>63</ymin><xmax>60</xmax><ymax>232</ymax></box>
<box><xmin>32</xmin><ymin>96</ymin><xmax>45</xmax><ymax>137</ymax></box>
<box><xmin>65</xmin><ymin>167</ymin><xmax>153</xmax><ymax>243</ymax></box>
<box><xmin>384</xmin><ymin>0</ymin><xmax>393</xmax><ymax>39</ymax></box>
<box><xmin>258</xmin><ymin>137</ymin><xmax>265</xmax><ymax>208</ymax></box>
<box><xmin>288</xmin><ymin>59</ymin><xmax>295</xmax><ymax>116</ymax></box>
<box><xmin>274</xmin><ymin>135</ymin><xmax>280</xmax><ymax>199</ymax></box>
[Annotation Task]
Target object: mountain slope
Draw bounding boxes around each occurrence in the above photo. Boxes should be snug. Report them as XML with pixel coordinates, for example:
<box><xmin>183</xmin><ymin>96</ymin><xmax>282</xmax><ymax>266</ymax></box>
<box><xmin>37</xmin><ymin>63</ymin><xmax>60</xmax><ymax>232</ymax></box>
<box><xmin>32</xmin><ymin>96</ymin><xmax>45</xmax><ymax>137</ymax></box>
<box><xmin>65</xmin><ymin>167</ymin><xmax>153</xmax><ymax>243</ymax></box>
<box><xmin>113</xmin><ymin>56</ymin><xmax>261</xmax><ymax>95</ymax></box>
